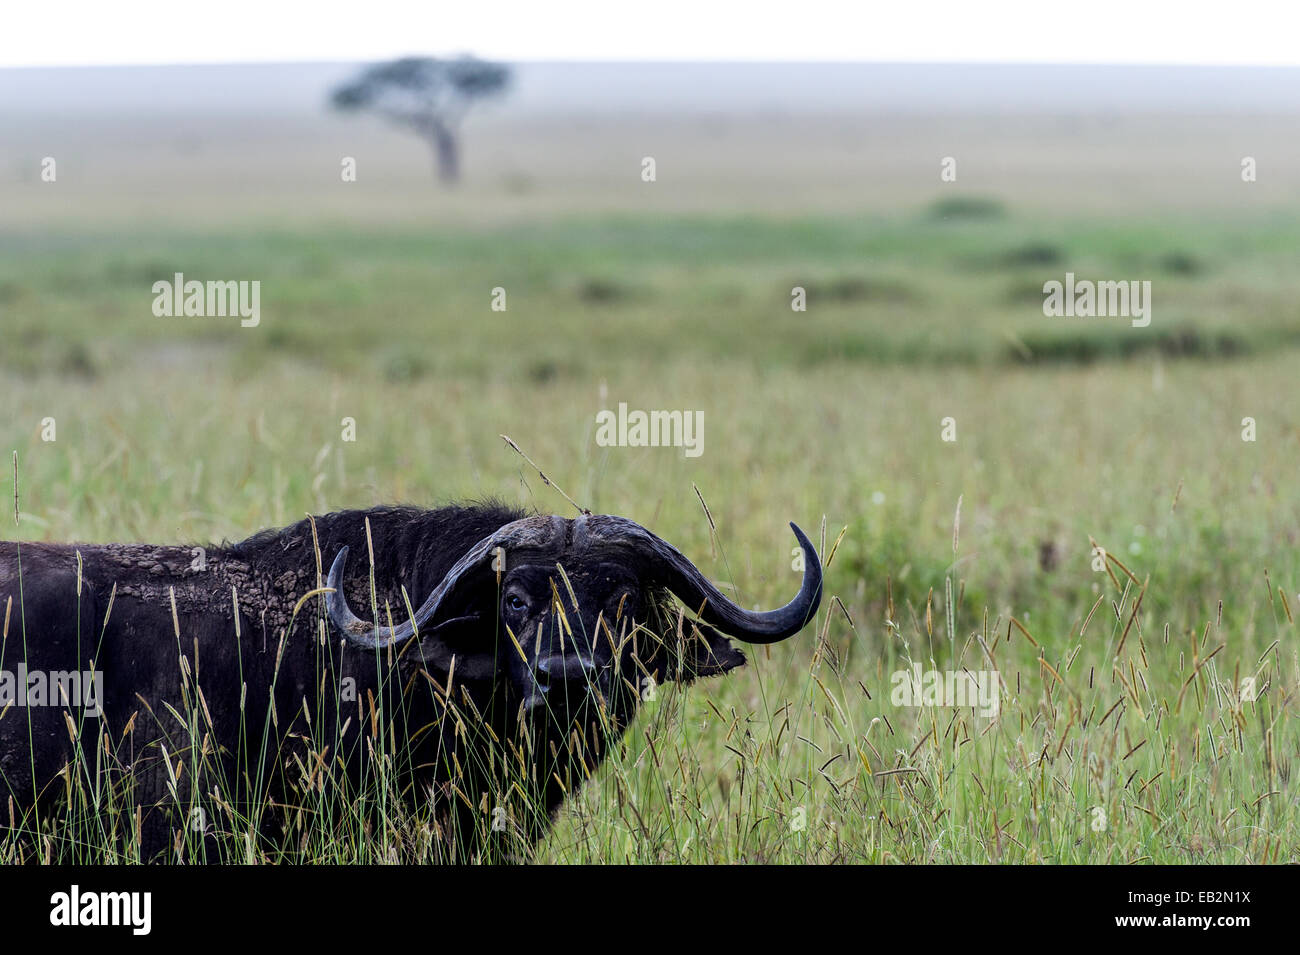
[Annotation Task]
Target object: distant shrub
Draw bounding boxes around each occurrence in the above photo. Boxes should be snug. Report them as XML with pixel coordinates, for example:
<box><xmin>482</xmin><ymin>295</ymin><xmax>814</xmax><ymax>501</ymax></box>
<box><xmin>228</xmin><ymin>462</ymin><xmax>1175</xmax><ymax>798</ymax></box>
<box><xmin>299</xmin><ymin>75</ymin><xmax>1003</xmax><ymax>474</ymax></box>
<box><xmin>1159</xmin><ymin>251</ymin><xmax>1204</xmax><ymax>276</ymax></box>
<box><xmin>103</xmin><ymin>261</ymin><xmax>187</xmax><ymax>286</ymax></box>
<box><xmin>801</xmin><ymin>275</ymin><xmax>916</xmax><ymax>304</ymax></box>
<box><xmin>527</xmin><ymin>359</ymin><xmax>559</xmax><ymax>383</ymax></box>
<box><xmin>1000</xmin><ymin>241</ymin><xmax>1064</xmax><ymax>267</ymax></box>
<box><xmin>1010</xmin><ymin>325</ymin><xmax>1247</xmax><ymax>365</ymax></box>
<box><xmin>576</xmin><ymin>277</ymin><xmax>631</xmax><ymax>304</ymax></box>
<box><xmin>59</xmin><ymin>342</ymin><xmax>97</xmax><ymax>379</ymax></box>
<box><xmin>526</xmin><ymin>357</ymin><xmax>581</xmax><ymax>384</ymax></box>
<box><xmin>927</xmin><ymin>196</ymin><xmax>1006</xmax><ymax>221</ymax></box>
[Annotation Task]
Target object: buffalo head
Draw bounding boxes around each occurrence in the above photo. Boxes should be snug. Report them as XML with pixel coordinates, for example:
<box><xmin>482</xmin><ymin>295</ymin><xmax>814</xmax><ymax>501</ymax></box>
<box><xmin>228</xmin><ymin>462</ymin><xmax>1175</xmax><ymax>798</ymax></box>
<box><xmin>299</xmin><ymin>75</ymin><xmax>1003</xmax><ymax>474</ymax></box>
<box><xmin>324</xmin><ymin>513</ymin><xmax>823</xmax><ymax>732</ymax></box>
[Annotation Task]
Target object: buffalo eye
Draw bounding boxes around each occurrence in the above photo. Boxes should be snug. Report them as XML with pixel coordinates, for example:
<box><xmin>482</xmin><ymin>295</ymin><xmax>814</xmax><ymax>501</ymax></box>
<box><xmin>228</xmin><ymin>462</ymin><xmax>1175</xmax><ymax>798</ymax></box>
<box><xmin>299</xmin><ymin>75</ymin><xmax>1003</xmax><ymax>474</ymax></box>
<box><xmin>505</xmin><ymin>593</ymin><xmax>528</xmax><ymax>614</ymax></box>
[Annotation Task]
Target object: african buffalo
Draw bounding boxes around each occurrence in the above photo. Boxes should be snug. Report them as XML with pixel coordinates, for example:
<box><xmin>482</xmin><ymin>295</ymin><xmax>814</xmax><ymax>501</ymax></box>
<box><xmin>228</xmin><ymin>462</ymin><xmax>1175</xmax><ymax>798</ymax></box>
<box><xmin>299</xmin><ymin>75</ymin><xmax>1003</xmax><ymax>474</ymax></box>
<box><xmin>0</xmin><ymin>503</ymin><xmax>822</xmax><ymax>862</ymax></box>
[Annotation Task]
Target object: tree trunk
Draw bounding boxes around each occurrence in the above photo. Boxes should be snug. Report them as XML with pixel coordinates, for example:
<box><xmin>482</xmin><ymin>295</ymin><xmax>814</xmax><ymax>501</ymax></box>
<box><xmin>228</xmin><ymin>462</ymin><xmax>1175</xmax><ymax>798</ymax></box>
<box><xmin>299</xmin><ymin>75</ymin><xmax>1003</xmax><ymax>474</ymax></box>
<box><xmin>428</xmin><ymin>124</ymin><xmax>460</xmax><ymax>184</ymax></box>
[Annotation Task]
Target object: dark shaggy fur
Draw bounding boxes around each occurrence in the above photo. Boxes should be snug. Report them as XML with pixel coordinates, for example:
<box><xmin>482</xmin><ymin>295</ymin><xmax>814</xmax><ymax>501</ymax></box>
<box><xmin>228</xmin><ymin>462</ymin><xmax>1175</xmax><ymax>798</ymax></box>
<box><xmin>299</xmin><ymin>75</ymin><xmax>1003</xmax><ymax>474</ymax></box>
<box><xmin>0</xmin><ymin>504</ymin><xmax>751</xmax><ymax>862</ymax></box>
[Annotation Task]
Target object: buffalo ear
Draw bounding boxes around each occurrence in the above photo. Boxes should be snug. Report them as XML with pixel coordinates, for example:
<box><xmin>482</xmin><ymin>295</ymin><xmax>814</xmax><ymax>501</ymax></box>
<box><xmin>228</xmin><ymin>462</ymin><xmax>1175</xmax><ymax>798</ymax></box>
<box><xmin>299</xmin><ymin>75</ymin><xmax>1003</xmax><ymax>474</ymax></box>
<box><xmin>670</xmin><ymin>621</ymin><xmax>747</xmax><ymax>683</ymax></box>
<box><xmin>397</xmin><ymin>614</ymin><xmax>496</xmax><ymax>681</ymax></box>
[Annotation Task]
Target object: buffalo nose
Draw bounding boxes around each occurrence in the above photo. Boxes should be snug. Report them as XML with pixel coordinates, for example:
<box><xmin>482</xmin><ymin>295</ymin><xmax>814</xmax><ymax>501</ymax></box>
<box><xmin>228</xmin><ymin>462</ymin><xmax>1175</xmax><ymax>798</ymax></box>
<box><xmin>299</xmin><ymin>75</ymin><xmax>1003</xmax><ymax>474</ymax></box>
<box><xmin>533</xmin><ymin>654</ymin><xmax>596</xmax><ymax>690</ymax></box>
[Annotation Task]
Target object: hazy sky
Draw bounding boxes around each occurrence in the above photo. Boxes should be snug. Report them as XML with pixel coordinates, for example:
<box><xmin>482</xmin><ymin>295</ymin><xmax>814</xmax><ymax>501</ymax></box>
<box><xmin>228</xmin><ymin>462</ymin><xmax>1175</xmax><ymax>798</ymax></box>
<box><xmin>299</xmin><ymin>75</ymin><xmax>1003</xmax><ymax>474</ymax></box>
<box><xmin>3</xmin><ymin>0</ymin><xmax>1298</xmax><ymax>67</ymax></box>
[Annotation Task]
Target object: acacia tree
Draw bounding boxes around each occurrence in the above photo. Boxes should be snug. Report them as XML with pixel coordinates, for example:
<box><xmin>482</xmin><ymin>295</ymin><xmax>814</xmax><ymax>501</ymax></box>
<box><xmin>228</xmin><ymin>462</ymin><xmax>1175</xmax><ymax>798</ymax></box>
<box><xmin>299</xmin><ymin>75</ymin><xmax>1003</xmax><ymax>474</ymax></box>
<box><xmin>331</xmin><ymin>56</ymin><xmax>511</xmax><ymax>184</ymax></box>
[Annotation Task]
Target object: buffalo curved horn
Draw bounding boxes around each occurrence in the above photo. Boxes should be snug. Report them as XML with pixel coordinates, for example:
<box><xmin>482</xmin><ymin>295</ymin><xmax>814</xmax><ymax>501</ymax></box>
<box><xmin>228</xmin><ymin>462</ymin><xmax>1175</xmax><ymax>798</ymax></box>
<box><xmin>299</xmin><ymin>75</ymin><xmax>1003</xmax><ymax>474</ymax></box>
<box><xmin>326</xmin><ymin>513</ymin><xmax>823</xmax><ymax>650</ymax></box>
<box><xmin>577</xmin><ymin>515</ymin><xmax>823</xmax><ymax>644</ymax></box>
<box><xmin>325</xmin><ymin>515</ymin><xmax>565</xmax><ymax>649</ymax></box>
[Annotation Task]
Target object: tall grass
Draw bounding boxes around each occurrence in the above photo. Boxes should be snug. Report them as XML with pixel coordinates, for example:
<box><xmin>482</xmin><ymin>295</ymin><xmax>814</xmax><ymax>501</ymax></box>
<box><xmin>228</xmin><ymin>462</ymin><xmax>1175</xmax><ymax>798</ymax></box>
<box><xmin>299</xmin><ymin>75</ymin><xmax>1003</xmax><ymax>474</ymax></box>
<box><xmin>1</xmin><ymin>213</ymin><xmax>1297</xmax><ymax>863</ymax></box>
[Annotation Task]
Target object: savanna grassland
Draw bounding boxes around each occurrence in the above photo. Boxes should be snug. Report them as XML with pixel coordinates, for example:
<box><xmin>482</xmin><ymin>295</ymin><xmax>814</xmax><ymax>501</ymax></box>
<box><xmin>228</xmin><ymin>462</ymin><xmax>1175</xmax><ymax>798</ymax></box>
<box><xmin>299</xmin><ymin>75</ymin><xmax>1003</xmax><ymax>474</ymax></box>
<box><xmin>1</xmin><ymin>102</ymin><xmax>1298</xmax><ymax>863</ymax></box>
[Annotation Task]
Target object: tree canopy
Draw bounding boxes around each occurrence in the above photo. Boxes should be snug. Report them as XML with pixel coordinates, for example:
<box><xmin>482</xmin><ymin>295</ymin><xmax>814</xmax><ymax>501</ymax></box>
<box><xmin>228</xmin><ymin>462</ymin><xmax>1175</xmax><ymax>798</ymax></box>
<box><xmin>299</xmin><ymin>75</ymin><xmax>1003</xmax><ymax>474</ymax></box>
<box><xmin>331</xmin><ymin>56</ymin><xmax>511</xmax><ymax>183</ymax></box>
